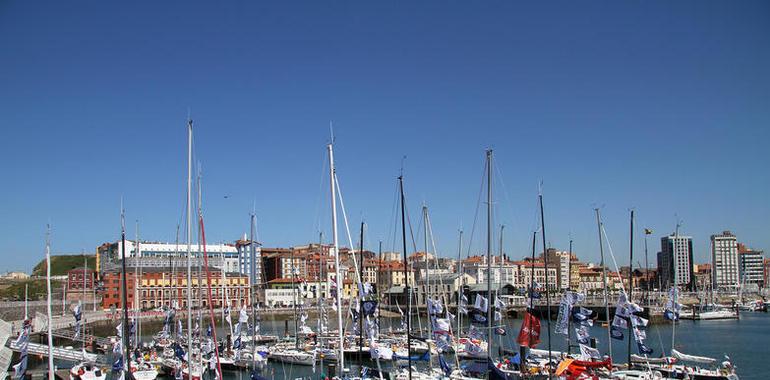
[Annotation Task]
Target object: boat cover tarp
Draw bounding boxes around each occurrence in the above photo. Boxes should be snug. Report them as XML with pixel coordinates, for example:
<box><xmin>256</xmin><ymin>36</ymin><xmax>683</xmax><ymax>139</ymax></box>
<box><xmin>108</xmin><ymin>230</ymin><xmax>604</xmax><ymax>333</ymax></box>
<box><xmin>671</xmin><ymin>349</ymin><xmax>716</xmax><ymax>364</ymax></box>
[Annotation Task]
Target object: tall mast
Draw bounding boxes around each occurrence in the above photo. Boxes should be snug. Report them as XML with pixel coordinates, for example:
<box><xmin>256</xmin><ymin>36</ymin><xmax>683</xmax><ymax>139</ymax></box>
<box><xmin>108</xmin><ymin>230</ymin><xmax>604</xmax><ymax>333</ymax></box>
<box><xmin>120</xmin><ymin>207</ymin><xmax>131</xmax><ymax>379</ymax></box>
<box><xmin>497</xmin><ymin>224</ymin><xmax>504</xmax><ymax>356</ymax></box>
<box><xmin>567</xmin><ymin>238</ymin><xmax>573</xmax><ymax>355</ymax></box>
<box><xmin>671</xmin><ymin>221</ymin><xmax>680</xmax><ymax>353</ymax></box>
<box><xmin>45</xmin><ymin>225</ymin><xmax>54</xmax><ymax>380</ymax></box>
<box><xmin>250</xmin><ymin>213</ymin><xmax>257</xmax><ymax>340</ymax></box>
<box><xmin>644</xmin><ymin>229</ymin><xmax>650</xmax><ymax>306</ymax></box>
<box><xmin>292</xmin><ymin>243</ymin><xmax>298</xmax><ymax>350</ymax></box>
<box><xmin>627</xmin><ymin>210</ymin><xmax>634</xmax><ymax>366</ymax></box>
<box><xmin>456</xmin><ymin>229</ymin><xmax>463</xmax><ymax>337</ymax></box>
<box><xmin>186</xmin><ymin>119</ymin><xmax>193</xmax><ymax>365</ymax></box>
<box><xmin>538</xmin><ymin>188</ymin><xmax>552</xmax><ymax>372</ymax></box>
<box><xmin>327</xmin><ymin>143</ymin><xmax>344</xmax><ymax>376</ymax></box>
<box><xmin>135</xmin><ymin>220</ymin><xmax>141</xmax><ymax>347</ymax></box>
<box><xmin>399</xmin><ymin>175</ymin><xmax>412</xmax><ymax>380</ymax></box>
<box><xmin>595</xmin><ymin>208</ymin><xmax>612</xmax><ymax>363</ymax></box>
<box><xmin>423</xmin><ymin>206</ymin><xmax>431</xmax><ymax>340</ymax></box>
<box><xmin>485</xmin><ymin>149</ymin><xmax>493</xmax><ymax>355</ymax></box>
<box><xmin>358</xmin><ymin>221</ymin><xmax>365</xmax><ymax>362</ymax></box>
<box><xmin>317</xmin><ymin>231</ymin><xmax>325</xmax><ymax>369</ymax></box>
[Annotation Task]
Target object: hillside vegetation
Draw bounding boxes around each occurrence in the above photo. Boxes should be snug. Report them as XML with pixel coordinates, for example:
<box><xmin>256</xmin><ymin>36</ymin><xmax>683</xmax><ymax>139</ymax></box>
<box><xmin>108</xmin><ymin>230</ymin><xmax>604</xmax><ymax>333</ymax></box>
<box><xmin>32</xmin><ymin>254</ymin><xmax>96</xmax><ymax>277</ymax></box>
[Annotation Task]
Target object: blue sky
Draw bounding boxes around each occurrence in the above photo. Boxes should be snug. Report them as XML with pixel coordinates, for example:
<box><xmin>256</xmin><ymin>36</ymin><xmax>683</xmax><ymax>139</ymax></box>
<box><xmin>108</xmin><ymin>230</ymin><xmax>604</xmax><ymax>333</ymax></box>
<box><xmin>1</xmin><ymin>1</ymin><xmax>768</xmax><ymax>272</ymax></box>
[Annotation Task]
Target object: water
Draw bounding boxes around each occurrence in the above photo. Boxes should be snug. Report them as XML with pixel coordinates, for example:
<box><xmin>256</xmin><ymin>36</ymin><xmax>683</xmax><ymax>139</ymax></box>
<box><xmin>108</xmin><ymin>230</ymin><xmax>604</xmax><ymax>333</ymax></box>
<box><xmin>30</xmin><ymin>312</ymin><xmax>770</xmax><ymax>379</ymax></box>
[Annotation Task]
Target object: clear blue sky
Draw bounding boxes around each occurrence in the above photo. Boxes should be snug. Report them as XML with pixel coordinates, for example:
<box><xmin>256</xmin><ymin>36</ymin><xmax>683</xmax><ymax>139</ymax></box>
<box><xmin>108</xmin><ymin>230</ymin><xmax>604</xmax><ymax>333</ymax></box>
<box><xmin>1</xmin><ymin>1</ymin><xmax>768</xmax><ymax>273</ymax></box>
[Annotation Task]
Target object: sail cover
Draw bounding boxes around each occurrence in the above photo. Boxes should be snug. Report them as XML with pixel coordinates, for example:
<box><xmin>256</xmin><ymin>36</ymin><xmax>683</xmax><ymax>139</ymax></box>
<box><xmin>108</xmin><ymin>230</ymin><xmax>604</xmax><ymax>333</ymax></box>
<box><xmin>671</xmin><ymin>349</ymin><xmax>716</xmax><ymax>364</ymax></box>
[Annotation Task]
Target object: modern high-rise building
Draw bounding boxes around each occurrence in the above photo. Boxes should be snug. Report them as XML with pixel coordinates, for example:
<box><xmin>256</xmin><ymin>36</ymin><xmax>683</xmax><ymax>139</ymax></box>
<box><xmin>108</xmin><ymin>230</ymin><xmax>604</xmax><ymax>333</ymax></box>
<box><xmin>711</xmin><ymin>231</ymin><xmax>740</xmax><ymax>290</ymax></box>
<box><xmin>236</xmin><ymin>236</ymin><xmax>262</xmax><ymax>287</ymax></box>
<box><xmin>657</xmin><ymin>234</ymin><xmax>694</xmax><ymax>290</ymax></box>
<box><xmin>738</xmin><ymin>243</ymin><xmax>764</xmax><ymax>288</ymax></box>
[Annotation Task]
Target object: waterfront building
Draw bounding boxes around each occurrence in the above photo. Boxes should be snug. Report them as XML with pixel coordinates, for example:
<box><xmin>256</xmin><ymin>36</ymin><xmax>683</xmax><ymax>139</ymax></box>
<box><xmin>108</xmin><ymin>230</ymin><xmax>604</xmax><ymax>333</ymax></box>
<box><xmin>97</xmin><ymin>240</ymin><xmax>240</xmax><ymax>274</ymax></box>
<box><xmin>764</xmin><ymin>258</ymin><xmax>770</xmax><ymax>289</ymax></box>
<box><xmin>711</xmin><ymin>231</ymin><xmax>740</xmax><ymax>290</ymax></box>
<box><xmin>658</xmin><ymin>234</ymin><xmax>694</xmax><ymax>290</ymax></box>
<box><xmin>100</xmin><ymin>266</ymin><xmax>250</xmax><ymax>310</ymax></box>
<box><xmin>235</xmin><ymin>237</ymin><xmax>262</xmax><ymax>287</ymax></box>
<box><xmin>738</xmin><ymin>243</ymin><xmax>765</xmax><ymax>288</ymax></box>
<box><xmin>578</xmin><ymin>267</ymin><xmax>604</xmax><ymax>293</ymax></box>
<box><xmin>416</xmin><ymin>272</ymin><xmax>476</xmax><ymax>305</ymax></box>
<box><xmin>66</xmin><ymin>267</ymin><xmax>96</xmax><ymax>302</ymax></box>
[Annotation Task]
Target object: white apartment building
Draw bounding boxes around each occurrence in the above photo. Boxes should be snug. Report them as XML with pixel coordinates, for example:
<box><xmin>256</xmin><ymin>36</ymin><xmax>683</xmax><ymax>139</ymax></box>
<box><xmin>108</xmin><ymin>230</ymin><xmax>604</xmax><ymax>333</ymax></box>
<box><xmin>711</xmin><ymin>231</ymin><xmax>740</xmax><ymax>290</ymax></box>
<box><xmin>236</xmin><ymin>238</ymin><xmax>262</xmax><ymax>287</ymax></box>
<box><xmin>98</xmin><ymin>240</ymin><xmax>241</xmax><ymax>273</ymax></box>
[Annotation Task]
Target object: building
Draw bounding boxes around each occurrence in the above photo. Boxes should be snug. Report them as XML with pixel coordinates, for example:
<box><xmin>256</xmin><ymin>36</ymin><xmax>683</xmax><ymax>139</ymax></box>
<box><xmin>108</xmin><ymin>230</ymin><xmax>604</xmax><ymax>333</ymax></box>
<box><xmin>235</xmin><ymin>237</ymin><xmax>262</xmax><ymax>287</ymax></box>
<box><xmin>516</xmin><ymin>260</ymin><xmax>559</xmax><ymax>292</ymax></box>
<box><xmin>738</xmin><ymin>244</ymin><xmax>764</xmax><ymax>288</ymax></box>
<box><xmin>578</xmin><ymin>267</ymin><xmax>604</xmax><ymax>293</ymax></box>
<box><xmin>764</xmin><ymin>258</ymin><xmax>770</xmax><ymax>289</ymax></box>
<box><xmin>415</xmin><ymin>273</ymin><xmax>476</xmax><ymax>305</ymax></box>
<box><xmin>693</xmin><ymin>264</ymin><xmax>712</xmax><ymax>292</ymax></box>
<box><xmin>100</xmin><ymin>267</ymin><xmax>250</xmax><ymax>310</ymax></box>
<box><xmin>0</xmin><ymin>271</ymin><xmax>29</xmax><ymax>280</ymax></box>
<box><xmin>66</xmin><ymin>267</ymin><xmax>96</xmax><ymax>302</ymax></box>
<box><xmin>544</xmin><ymin>249</ymin><xmax>574</xmax><ymax>290</ymax></box>
<box><xmin>97</xmin><ymin>240</ymin><xmax>241</xmax><ymax>274</ymax></box>
<box><xmin>711</xmin><ymin>231</ymin><xmax>740</xmax><ymax>290</ymax></box>
<box><xmin>657</xmin><ymin>234</ymin><xmax>694</xmax><ymax>290</ymax></box>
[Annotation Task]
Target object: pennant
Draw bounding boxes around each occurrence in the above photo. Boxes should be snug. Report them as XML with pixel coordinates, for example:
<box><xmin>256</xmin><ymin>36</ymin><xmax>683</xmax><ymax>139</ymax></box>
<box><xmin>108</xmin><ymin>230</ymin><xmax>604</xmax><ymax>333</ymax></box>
<box><xmin>575</xmin><ymin>325</ymin><xmax>590</xmax><ymax>344</ymax></box>
<box><xmin>630</xmin><ymin>315</ymin><xmax>649</xmax><ymax>327</ymax></box>
<box><xmin>610</xmin><ymin>325</ymin><xmax>624</xmax><ymax>340</ymax></box>
<box><xmin>612</xmin><ymin>315</ymin><xmax>628</xmax><ymax>330</ymax></box>
<box><xmin>473</xmin><ymin>295</ymin><xmax>489</xmax><ymax>312</ymax></box>
<box><xmin>579</xmin><ymin>344</ymin><xmax>601</xmax><ymax>360</ymax></box>
<box><xmin>494</xmin><ymin>297</ymin><xmax>506</xmax><ymax>310</ymax></box>
<box><xmin>516</xmin><ymin>311</ymin><xmax>541</xmax><ymax>348</ymax></box>
<box><xmin>362</xmin><ymin>300</ymin><xmax>378</xmax><ymax>316</ymax></box>
<box><xmin>638</xmin><ymin>341</ymin><xmax>654</xmax><ymax>355</ymax></box>
<box><xmin>468</xmin><ymin>309</ymin><xmax>487</xmax><ymax>325</ymax></box>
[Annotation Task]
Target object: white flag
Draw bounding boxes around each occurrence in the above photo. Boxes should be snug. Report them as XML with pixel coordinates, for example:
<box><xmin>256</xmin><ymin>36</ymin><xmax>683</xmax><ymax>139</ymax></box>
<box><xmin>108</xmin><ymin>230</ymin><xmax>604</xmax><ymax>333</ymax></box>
<box><xmin>473</xmin><ymin>295</ymin><xmax>489</xmax><ymax>312</ymax></box>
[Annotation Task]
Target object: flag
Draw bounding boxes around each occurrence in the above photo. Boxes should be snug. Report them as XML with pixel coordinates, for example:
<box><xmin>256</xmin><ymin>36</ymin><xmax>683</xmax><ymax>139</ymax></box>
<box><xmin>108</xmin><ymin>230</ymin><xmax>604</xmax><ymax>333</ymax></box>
<box><xmin>238</xmin><ymin>306</ymin><xmax>249</xmax><ymax>324</ymax></box>
<box><xmin>555</xmin><ymin>294</ymin><xmax>573</xmax><ymax>335</ymax></box>
<box><xmin>575</xmin><ymin>326</ymin><xmax>590</xmax><ymax>344</ymax></box>
<box><xmin>432</xmin><ymin>318</ymin><xmax>451</xmax><ymax>334</ymax></box>
<box><xmin>516</xmin><ymin>311</ymin><xmax>541</xmax><ymax>348</ymax></box>
<box><xmin>177</xmin><ymin>319</ymin><xmax>183</xmax><ymax>337</ymax></box>
<box><xmin>363</xmin><ymin>282</ymin><xmax>373</xmax><ymax>296</ymax></box>
<box><xmin>572</xmin><ymin>307</ymin><xmax>593</xmax><ymax>322</ymax></box>
<box><xmin>439</xmin><ymin>354</ymin><xmax>452</xmax><ymax>376</ymax></box>
<box><xmin>12</xmin><ymin>322</ymin><xmax>30</xmax><ymax>380</ymax></box>
<box><xmin>638</xmin><ymin>341</ymin><xmax>654</xmax><ymax>355</ymax></box>
<box><xmin>495</xmin><ymin>327</ymin><xmax>507</xmax><ymax>336</ymax></box>
<box><xmin>73</xmin><ymin>301</ymin><xmax>82</xmax><ymax>339</ymax></box>
<box><xmin>632</xmin><ymin>327</ymin><xmax>646</xmax><ymax>341</ymax></box>
<box><xmin>362</xmin><ymin>300</ymin><xmax>378</xmax><ymax>316</ymax></box>
<box><xmin>630</xmin><ymin>315</ymin><xmax>649</xmax><ymax>327</ymax></box>
<box><xmin>224</xmin><ymin>306</ymin><xmax>232</xmax><ymax>324</ymax></box>
<box><xmin>663</xmin><ymin>310</ymin><xmax>679</xmax><ymax>321</ymax></box>
<box><xmin>428</xmin><ymin>298</ymin><xmax>443</xmax><ymax>315</ymax></box>
<box><xmin>579</xmin><ymin>344</ymin><xmax>601</xmax><ymax>360</ymax></box>
<box><xmin>473</xmin><ymin>295</ymin><xmax>489</xmax><ymax>312</ymax></box>
<box><xmin>233</xmin><ymin>335</ymin><xmax>242</xmax><ymax>349</ymax></box>
<box><xmin>612</xmin><ymin>315</ymin><xmax>628</xmax><ymax>330</ymax></box>
<box><xmin>494</xmin><ymin>297</ymin><xmax>506</xmax><ymax>310</ymax></box>
<box><xmin>468</xmin><ymin>309</ymin><xmax>487</xmax><ymax>325</ymax></box>
<box><xmin>610</xmin><ymin>325</ymin><xmax>624</xmax><ymax>340</ymax></box>
<box><xmin>206</xmin><ymin>324</ymin><xmax>212</xmax><ymax>337</ymax></box>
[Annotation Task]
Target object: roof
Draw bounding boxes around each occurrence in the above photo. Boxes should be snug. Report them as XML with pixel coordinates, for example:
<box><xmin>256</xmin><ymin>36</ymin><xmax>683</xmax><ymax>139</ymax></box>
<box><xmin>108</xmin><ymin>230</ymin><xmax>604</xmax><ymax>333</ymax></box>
<box><xmin>267</xmin><ymin>278</ymin><xmax>304</xmax><ymax>284</ymax></box>
<box><xmin>416</xmin><ymin>273</ymin><xmax>463</xmax><ymax>284</ymax></box>
<box><xmin>467</xmin><ymin>282</ymin><xmax>514</xmax><ymax>292</ymax></box>
<box><xmin>385</xmin><ymin>286</ymin><xmax>405</xmax><ymax>294</ymax></box>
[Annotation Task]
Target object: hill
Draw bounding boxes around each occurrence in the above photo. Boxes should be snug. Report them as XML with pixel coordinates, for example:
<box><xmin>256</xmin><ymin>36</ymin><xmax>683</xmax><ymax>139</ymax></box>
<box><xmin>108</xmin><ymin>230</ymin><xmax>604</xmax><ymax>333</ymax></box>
<box><xmin>32</xmin><ymin>254</ymin><xmax>96</xmax><ymax>277</ymax></box>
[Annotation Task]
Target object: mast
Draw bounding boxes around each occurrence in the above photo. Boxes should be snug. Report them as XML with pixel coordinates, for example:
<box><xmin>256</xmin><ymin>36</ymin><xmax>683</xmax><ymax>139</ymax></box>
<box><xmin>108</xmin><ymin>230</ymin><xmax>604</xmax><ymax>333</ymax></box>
<box><xmin>399</xmin><ymin>175</ymin><xmax>412</xmax><ymax>380</ymax></box>
<box><xmin>644</xmin><ymin>229</ymin><xmax>650</xmax><ymax>306</ymax></box>
<box><xmin>24</xmin><ymin>284</ymin><xmax>28</xmax><ymax>321</ymax></box>
<box><xmin>250</xmin><ymin>213</ymin><xmax>257</xmax><ymax>340</ymax></box>
<box><xmin>377</xmin><ymin>239</ymin><xmax>382</xmax><ymax>336</ymax></box>
<box><xmin>327</xmin><ymin>142</ymin><xmax>345</xmax><ymax>376</ymax></box>
<box><xmin>566</xmin><ymin>238</ymin><xmax>573</xmax><ymax>355</ymax></box>
<box><xmin>627</xmin><ymin>210</ymin><xmax>634</xmax><ymax>366</ymax></box>
<box><xmin>671</xmin><ymin>221</ymin><xmax>680</xmax><ymax>353</ymax></box>
<box><xmin>45</xmin><ymin>225</ymin><xmax>54</xmax><ymax>380</ymax></box>
<box><xmin>497</xmin><ymin>224</ymin><xmax>504</xmax><ymax>356</ymax></box>
<box><xmin>120</xmin><ymin>207</ymin><xmax>131</xmax><ymax>379</ymax></box>
<box><xmin>317</xmin><ymin>231</ymin><xmax>325</xmax><ymax>369</ymax></box>
<box><xmin>83</xmin><ymin>255</ymin><xmax>87</xmax><ymax>351</ymax></box>
<box><xmin>538</xmin><ymin>188</ymin><xmax>552</xmax><ymax>372</ymax></box>
<box><xmin>595</xmin><ymin>208</ymin><xmax>612</xmax><ymax>362</ymax></box>
<box><xmin>456</xmin><ymin>229</ymin><xmax>463</xmax><ymax>338</ymax></box>
<box><xmin>186</xmin><ymin>118</ymin><xmax>193</xmax><ymax>367</ymax></box>
<box><xmin>292</xmin><ymin>244</ymin><xmax>298</xmax><ymax>350</ymax></box>
<box><xmin>423</xmin><ymin>205</ymin><xmax>431</xmax><ymax>340</ymax></box>
<box><xmin>135</xmin><ymin>221</ymin><xmax>141</xmax><ymax>347</ymax></box>
<box><xmin>358</xmin><ymin>221</ymin><xmax>365</xmax><ymax>362</ymax></box>
<box><xmin>485</xmin><ymin>149</ymin><xmax>493</xmax><ymax>356</ymax></box>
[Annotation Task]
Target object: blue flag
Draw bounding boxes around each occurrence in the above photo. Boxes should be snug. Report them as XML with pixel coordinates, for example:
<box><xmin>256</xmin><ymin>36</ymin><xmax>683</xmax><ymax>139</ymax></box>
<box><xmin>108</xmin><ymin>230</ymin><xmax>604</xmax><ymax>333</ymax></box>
<box><xmin>638</xmin><ymin>341</ymin><xmax>654</xmax><ymax>355</ymax></box>
<box><xmin>610</xmin><ymin>325</ymin><xmax>624</xmax><ymax>340</ymax></box>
